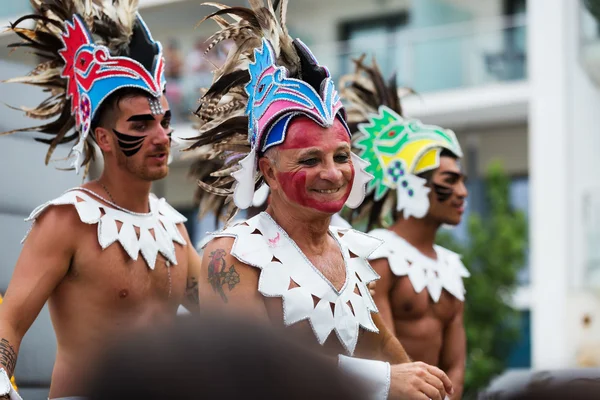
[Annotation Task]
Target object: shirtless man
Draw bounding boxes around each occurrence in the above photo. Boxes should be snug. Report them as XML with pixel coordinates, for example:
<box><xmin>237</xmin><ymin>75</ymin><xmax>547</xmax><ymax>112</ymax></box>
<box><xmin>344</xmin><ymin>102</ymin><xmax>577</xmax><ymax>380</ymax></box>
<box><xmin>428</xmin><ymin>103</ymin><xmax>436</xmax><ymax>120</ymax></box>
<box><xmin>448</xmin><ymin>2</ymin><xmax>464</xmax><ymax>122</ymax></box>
<box><xmin>0</xmin><ymin>4</ymin><xmax>200</xmax><ymax>399</ymax></box>
<box><xmin>191</xmin><ymin>2</ymin><xmax>453</xmax><ymax>399</ymax></box>
<box><xmin>341</xmin><ymin>58</ymin><xmax>469</xmax><ymax>399</ymax></box>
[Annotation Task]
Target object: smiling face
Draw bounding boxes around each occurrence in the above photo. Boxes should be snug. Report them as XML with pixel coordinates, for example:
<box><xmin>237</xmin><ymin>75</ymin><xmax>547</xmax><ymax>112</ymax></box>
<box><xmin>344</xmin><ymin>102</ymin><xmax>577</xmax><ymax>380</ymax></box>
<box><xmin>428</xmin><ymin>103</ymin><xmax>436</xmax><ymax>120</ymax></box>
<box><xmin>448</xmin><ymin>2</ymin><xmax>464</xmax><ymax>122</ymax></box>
<box><xmin>259</xmin><ymin>117</ymin><xmax>354</xmax><ymax>216</ymax></box>
<box><xmin>96</xmin><ymin>93</ymin><xmax>172</xmax><ymax>181</ymax></box>
<box><xmin>425</xmin><ymin>155</ymin><xmax>468</xmax><ymax>226</ymax></box>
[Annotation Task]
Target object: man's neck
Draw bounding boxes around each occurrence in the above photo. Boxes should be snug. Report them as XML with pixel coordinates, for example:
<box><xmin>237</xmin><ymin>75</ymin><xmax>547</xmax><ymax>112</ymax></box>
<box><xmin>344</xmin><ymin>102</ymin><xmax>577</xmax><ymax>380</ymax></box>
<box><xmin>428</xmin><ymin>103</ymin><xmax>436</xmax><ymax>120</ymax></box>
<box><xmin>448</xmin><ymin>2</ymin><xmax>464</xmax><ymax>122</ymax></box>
<box><xmin>94</xmin><ymin>170</ymin><xmax>152</xmax><ymax>213</ymax></box>
<box><xmin>389</xmin><ymin>216</ymin><xmax>440</xmax><ymax>259</ymax></box>
<box><xmin>266</xmin><ymin>201</ymin><xmax>332</xmax><ymax>254</ymax></box>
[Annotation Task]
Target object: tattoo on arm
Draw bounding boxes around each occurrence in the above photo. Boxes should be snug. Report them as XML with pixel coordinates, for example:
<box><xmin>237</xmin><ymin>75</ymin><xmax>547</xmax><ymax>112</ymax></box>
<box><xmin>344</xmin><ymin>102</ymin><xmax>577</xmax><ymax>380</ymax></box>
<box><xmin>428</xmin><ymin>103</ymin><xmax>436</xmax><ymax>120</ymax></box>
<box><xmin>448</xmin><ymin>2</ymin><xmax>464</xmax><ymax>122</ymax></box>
<box><xmin>186</xmin><ymin>277</ymin><xmax>200</xmax><ymax>306</ymax></box>
<box><xmin>207</xmin><ymin>249</ymin><xmax>240</xmax><ymax>303</ymax></box>
<box><xmin>0</xmin><ymin>339</ymin><xmax>16</xmax><ymax>376</ymax></box>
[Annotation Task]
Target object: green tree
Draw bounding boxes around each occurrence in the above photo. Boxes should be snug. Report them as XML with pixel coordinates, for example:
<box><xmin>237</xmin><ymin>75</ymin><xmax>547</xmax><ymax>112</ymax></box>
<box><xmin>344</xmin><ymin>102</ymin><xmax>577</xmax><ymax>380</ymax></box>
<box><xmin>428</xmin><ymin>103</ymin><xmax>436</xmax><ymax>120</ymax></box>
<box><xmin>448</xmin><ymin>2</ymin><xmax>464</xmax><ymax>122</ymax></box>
<box><xmin>436</xmin><ymin>161</ymin><xmax>527</xmax><ymax>399</ymax></box>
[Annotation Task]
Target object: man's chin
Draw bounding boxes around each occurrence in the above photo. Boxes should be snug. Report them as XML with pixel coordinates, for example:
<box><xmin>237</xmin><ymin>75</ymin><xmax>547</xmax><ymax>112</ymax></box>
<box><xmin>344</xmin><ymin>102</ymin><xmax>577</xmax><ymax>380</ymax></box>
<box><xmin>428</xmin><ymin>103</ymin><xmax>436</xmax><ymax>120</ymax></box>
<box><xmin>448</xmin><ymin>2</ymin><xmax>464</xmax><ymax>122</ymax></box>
<box><xmin>442</xmin><ymin>218</ymin><xmax>462</xmax><ymax>227</ymax></box>
<box><xmin>142</xmin><ymin>166</ymin><xmax>169</xmax><ymax>181</ymax></box>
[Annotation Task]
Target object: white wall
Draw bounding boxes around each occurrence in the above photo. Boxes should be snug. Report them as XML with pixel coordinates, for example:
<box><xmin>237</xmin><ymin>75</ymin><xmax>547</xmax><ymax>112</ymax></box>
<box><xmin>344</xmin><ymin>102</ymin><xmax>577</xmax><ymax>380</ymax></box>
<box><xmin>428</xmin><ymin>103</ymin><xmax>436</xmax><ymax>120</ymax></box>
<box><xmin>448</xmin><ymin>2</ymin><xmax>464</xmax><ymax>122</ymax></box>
<box><xmin>528</xmin><ymin>0</ymin><xmax>600</xmax><ymax>369</ymax></box>
<box><xmin>460</xmin><ymin>124</ymin><xmax>528</xmax><ymax>176</ymax></box>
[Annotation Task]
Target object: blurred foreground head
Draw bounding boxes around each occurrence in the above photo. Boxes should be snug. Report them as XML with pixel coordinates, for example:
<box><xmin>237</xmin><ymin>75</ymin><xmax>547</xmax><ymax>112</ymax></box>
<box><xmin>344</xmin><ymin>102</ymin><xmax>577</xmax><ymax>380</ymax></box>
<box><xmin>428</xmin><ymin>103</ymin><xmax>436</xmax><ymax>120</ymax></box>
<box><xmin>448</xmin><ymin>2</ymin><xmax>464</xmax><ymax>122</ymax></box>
<box><xmin>481</xmin><ymin>369</ymin><xmax>600</xmax><ymax>400</ymax></box>
<box><xmin>88</xmin><ymin>314</ymin><xmax>365</xmax><ymax>399</ymax></box>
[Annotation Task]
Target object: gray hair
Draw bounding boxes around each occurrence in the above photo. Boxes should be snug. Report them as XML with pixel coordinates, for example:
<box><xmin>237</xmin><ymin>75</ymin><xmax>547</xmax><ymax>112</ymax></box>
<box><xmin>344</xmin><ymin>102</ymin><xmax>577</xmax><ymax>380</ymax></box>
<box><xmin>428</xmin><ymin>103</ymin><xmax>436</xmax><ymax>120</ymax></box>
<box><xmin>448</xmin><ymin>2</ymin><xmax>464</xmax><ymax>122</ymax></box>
<box><xmin>263</xmin><ymin>147</ymin><xmax>280</xmax><ymax>168</ymax></box>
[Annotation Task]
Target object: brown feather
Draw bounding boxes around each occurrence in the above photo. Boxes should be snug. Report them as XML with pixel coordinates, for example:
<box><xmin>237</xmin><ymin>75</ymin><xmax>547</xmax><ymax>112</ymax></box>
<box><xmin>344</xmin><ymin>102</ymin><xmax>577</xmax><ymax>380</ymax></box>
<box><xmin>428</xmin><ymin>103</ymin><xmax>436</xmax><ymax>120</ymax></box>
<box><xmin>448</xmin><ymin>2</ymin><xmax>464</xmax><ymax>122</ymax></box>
<box><xmin>187</xmin><ymin>0</ymin><xmax>305</xmax><ymax>221</ymax></box>
<box><xmin>3</xmin><ymin>0</ymin><xmax>145</xmax><ymax>173</ymax></box>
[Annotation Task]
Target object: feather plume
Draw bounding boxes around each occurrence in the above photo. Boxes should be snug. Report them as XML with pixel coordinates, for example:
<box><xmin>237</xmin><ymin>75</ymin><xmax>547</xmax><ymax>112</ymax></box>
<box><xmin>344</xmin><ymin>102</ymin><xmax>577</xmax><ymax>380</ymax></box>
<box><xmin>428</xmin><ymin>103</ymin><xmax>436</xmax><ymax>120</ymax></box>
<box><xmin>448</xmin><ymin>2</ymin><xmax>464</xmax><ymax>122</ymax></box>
<box><xmin>339</xmin><ymin>55</ymin><xmax>414</xmax><ymax>229</ymax></box>
<box><xmin>187</xmin><ymin>0</ymin><xmax>302</xmax><ymax>220</ymax></box>
<box><xmin>2</xmin><ymin>0</ymin><xmax>142</xmax><ymax>173</ymax></box>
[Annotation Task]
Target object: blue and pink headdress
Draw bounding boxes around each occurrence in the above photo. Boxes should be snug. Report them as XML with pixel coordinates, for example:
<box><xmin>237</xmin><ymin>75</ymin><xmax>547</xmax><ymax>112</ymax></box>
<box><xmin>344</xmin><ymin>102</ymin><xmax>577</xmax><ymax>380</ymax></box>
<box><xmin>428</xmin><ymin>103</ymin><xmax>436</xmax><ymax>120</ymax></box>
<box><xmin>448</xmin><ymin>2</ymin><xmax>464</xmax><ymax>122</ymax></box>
<box><xmin>3</xmin><ymin>1</ymin><xmax>166</xmax><ymax>174</ymax></box>
<box><xmin>188</xmin><ymin>0</ymin><xmax>371</xmax><ymax>219</ymax></box>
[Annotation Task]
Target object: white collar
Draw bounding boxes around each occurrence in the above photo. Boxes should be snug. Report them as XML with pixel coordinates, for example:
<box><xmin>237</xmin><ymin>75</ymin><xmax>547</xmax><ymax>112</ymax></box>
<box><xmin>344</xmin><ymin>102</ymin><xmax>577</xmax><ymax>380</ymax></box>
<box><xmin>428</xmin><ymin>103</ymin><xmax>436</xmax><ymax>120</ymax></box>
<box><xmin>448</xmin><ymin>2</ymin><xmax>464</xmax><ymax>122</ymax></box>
<box><xmin>203</xmin><ymin>212</ymin><xmax>383</xmax><ymax>355</ymax></box>
<box><xmin>368</xmin><ymin>229</ymin><xmax>469</xmax><ymax>302</ymax></box>
<box><xmin>24</xmin><ymin>188</ymin><xmax>187</xmax><ymax>270</ymax></box>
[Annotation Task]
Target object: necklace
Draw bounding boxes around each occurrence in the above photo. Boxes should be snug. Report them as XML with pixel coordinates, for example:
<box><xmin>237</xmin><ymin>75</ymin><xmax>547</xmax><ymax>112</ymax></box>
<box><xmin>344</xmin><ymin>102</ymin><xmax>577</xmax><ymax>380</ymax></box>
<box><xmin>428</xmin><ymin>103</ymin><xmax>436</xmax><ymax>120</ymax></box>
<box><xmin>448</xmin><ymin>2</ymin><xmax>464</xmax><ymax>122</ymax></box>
<box><xmin>71</xmin><ymin>187</ymin><xmax>152</xmax><ymax>216</ymax></box>
<box><xmin>165</xmin><ymin>259</ymin><xmax>172</xmax><ymax>299</ymax></box>
<box><xmin>100</xmin><ymin>182</ymin><xmax>116</xmax><ymax>204</ymax></box>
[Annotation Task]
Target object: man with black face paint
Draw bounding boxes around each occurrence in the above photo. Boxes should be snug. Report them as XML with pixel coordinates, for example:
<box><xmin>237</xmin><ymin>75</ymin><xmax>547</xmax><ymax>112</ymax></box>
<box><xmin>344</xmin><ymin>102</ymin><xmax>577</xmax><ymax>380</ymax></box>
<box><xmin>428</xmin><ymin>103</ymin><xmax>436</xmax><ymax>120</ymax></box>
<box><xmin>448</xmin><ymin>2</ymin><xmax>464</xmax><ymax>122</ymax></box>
<box><xmin>0</xmin><ymin>3</ymin><xmax>201</xmax><ymax>399</ymax></box>
<box><xmin>341</xmin><ymin>58</ymin><xmax>469</xmax><ymax>400</ymax></box>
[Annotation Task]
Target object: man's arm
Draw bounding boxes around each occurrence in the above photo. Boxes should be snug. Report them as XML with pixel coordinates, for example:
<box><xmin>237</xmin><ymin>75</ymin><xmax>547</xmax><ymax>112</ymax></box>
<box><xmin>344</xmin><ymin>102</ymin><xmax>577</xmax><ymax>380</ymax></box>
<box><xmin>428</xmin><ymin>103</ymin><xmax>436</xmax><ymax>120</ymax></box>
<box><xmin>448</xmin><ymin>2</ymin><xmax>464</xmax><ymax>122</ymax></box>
<box><xmin>439</xmin><ymin>303</ymin><xmax>466</xmax><ymax>400</ymax></box>
<box><xmin>198</xmin><ymin>237</ymin><xmax>271</xmax><ymax>322</ymax></box>
<box><xmin>0</xmin><ymin>207</ymin><xmax>76</xmax><ymax>377</ymax></box>
<box><xmin>181</xmin><ymin>228</ymin><xmax>202</xmax><ymax>313</ymax></box>
<box><xmin>369</xmin><ymin>257</ymin><xmax>397</xmax><ymax>336</ymax></box>
<box><xmin>199</xmin><ymin>238</ymin><xmax>453</xmax><ymax>400</ymax></box>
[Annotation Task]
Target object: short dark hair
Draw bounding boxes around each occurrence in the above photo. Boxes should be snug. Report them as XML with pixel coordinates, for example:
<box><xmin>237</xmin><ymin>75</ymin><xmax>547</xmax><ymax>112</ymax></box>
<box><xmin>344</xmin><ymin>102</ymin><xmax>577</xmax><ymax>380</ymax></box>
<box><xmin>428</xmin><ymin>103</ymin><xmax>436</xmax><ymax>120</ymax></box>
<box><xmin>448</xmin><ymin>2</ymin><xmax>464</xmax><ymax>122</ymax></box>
<box><xmin>90</xmin><ymin>87</ymin><xmax>152</xmax><ymax>133</ymax></box>
<box><xmin>417</xmin><ymin>148</ymin><xmax>459</xmax><ymax>182</ymax></box>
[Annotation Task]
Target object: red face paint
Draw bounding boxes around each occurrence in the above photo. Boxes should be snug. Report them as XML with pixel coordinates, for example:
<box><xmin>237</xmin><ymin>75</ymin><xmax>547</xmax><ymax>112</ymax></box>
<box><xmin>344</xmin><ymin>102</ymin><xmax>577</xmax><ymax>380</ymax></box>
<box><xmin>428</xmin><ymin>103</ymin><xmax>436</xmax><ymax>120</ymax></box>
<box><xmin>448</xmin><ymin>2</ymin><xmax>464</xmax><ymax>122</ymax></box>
<box><xmin>277</xmin><ymin>117</ymin><xmax>350</xmax><ymax>150</ymax></box>
<box><xmin>273</xmin><ymin>116</ymin><xmax>354</xmax><ymax>214</ymax></box>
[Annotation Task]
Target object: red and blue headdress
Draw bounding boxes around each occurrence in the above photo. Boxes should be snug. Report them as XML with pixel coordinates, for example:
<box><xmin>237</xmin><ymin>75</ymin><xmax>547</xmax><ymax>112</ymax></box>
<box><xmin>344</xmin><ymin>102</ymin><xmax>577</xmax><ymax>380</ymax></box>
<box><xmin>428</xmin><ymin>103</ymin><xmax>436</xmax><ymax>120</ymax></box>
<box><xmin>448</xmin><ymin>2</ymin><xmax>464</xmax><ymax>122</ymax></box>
<box><xmin>3</xmin><ymin>1</ymin><xmax>165</xmax><ymax>174</ymax></box>
<box><xmin>187</xmin><ymin>0</ymin><xmax>371</xmax><ymax>217</ymax></box>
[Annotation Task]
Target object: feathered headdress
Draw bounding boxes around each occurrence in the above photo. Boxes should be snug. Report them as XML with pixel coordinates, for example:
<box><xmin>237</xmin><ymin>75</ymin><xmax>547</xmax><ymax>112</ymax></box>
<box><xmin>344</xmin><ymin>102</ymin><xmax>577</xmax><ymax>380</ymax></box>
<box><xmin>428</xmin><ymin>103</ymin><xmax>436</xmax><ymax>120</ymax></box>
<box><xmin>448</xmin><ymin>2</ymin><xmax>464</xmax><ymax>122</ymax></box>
<box><xmin>2</xmin><ymin>0</ymin><xmax>166</xmax><ymax>174</ymax></box>
<box><xmin>185</xmin><ymin>0</ymin><xmax>372</xmax><ymax>219</ymax></box>
<box><xmin>340</xmin><ymin>56</ymin><xmax>462</xmax><ymax>229</ymax></box>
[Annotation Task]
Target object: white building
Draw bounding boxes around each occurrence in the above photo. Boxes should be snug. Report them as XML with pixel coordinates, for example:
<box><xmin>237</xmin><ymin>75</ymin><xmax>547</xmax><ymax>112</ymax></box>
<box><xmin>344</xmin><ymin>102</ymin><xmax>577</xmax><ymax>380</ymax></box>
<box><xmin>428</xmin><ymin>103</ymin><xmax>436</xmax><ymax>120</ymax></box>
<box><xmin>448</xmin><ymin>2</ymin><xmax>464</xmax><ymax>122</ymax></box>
<box><xmin>1</xmin><ymin>0</ymin><xmax>599</xmax><ymax>398</ymax></box>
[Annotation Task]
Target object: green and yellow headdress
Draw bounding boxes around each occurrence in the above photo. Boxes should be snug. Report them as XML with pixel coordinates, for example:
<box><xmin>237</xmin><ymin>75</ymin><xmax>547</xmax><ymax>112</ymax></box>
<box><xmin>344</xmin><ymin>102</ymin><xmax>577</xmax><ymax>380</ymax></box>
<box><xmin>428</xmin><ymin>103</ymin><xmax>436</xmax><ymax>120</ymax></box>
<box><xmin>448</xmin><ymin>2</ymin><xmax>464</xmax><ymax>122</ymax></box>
<box><xmin>340</xmin><ymin>56</ymin><xmax>462</xmax><ymax>228</ymax></box>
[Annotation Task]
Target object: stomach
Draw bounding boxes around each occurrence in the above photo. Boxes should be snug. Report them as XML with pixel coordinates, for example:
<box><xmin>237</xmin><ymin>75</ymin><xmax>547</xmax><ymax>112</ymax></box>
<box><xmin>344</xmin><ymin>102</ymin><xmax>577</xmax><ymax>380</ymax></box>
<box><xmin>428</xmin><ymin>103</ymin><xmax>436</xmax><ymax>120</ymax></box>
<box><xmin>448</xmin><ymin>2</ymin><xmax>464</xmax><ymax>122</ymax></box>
<box><xmin>47</xmin><ymin>284</ymin><xmax>179</xmax><ymax>397</ymax></box>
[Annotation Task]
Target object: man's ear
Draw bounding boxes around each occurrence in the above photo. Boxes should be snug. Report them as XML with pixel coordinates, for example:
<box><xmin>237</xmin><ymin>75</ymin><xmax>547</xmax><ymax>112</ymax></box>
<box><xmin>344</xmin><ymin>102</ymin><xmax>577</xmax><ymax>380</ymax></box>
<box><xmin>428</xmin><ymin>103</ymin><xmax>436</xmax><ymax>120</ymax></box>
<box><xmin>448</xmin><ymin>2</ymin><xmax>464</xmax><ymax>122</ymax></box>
<box><xmin>94</xmin><ymin>126</ymin><xmax>113</xmax><ymax>153</ymax></box>
<box><xmin>258</xmin><ymin>157</ymin><xmax>278</xmax><ymax>190</ymax></box>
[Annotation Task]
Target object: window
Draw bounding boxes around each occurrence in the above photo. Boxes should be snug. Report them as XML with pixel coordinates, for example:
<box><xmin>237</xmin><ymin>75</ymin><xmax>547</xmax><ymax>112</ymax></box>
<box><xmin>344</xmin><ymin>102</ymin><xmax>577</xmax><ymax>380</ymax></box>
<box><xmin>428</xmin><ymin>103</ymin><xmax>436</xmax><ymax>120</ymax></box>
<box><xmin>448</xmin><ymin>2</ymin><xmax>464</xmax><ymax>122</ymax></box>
<box><xmin>485</xmin><ymin>0</ymin><xmax>527</xmax><ymax>81</ymax></box>
<box><xmin>506</xmin><ymin>310</ymin><xmax>532</xmax><ymax>368</ymax></box>
<box><xmin>339</xmin><ymin>13</ymin><xmax>408</xmax><ymax>81</ymax></box>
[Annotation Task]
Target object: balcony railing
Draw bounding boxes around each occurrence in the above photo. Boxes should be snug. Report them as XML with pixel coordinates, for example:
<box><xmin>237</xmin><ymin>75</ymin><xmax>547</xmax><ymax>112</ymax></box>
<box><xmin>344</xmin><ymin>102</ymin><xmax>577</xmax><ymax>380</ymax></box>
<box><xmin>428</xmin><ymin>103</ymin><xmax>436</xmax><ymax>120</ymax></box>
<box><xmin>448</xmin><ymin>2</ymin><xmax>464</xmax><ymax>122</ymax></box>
<box><xmin>317</xmin><ymin>13</ymin><xmax>527</xmax><ymax>93</ymax></box>
<box><xmin>162</xmin><ymin>15</ymin><xmax>527</xmax><ymax>123</ymax></box>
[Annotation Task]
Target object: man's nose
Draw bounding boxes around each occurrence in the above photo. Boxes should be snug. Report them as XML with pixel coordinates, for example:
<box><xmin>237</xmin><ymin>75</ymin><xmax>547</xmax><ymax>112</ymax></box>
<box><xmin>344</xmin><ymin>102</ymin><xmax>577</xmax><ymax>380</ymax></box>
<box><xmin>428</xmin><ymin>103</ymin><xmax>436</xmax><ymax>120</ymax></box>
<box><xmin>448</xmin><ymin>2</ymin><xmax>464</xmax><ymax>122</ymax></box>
<box><xmin>319</xmin><ymin>158</ymin><xmax>344</xmax><ymax>182</ymax></box>
<box><xmin>456</xmin><ymin>180</ymin><xmax>468</xmax><ymax>198</ymax></box>
<box><xmin>151</xmin><ymin>125</ymin><xmax>170</xmax><ymax>146</ymax></box>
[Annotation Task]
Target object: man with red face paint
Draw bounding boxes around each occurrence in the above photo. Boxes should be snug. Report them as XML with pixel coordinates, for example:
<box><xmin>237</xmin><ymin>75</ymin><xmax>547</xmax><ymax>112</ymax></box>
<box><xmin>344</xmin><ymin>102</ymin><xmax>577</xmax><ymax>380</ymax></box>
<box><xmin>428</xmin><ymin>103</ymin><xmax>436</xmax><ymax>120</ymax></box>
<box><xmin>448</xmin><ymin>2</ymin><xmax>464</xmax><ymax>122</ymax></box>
<box><xmin>341</xmin><ymin>58</ymin><xmax>469</xmax><ymax>399</ymax></box>
<box><xmin>0</xmin><ymin>4</ymin><xmax>202</xmax><ymax>399</ymax></box>
<box><xmin>190</xmin><ymin>2</ymin><xmax>453</xmax><ymax>399</ymax></box>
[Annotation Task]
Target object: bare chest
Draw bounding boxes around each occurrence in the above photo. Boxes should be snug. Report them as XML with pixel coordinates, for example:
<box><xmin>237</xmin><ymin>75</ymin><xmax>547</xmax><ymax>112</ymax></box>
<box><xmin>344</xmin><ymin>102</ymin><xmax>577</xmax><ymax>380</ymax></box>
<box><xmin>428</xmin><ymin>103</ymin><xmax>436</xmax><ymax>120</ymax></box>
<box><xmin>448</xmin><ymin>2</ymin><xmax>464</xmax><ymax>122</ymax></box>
<box><xmin>390</xmin><ymin>276</ymin><xmax>461</xmax><ymax>322</ymax></box>
<box><xmin>303</xmin><ymin>249</ymin><xmax>347</xmax><ymax>292</ymax></box>
<box><xmin>62</xmin><ymin>223</ymin><xmax>188</xmax><ymax>305</ymax></box>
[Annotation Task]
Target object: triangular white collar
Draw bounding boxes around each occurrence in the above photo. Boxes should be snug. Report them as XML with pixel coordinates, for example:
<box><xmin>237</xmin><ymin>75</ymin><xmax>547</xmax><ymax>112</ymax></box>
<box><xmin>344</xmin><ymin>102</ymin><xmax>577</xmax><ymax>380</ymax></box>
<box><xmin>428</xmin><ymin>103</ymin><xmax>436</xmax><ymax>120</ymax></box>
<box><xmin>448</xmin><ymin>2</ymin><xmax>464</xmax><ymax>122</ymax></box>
<box><xmin>368</xmin><ymin>229</ymin><xmax>469</xmax><ymax>302</ymax></box>
<box><xmin>203</xmin><ymin>212</ymin><xmax>383</xmax><ymax>355</ymax></box>
<box><xmin>24</xmin><ymin>188</ymin><xmax>187</xmax><ymax>270</ymax></box>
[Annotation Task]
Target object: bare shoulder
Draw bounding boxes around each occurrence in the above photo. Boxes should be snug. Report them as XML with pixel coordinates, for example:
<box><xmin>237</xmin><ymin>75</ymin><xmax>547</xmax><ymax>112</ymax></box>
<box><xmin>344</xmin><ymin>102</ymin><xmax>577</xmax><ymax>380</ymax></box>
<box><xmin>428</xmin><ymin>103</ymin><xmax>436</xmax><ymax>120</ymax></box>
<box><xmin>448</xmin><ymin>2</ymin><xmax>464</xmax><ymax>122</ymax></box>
<box><xmin>201</xmin><ymin>236</ymin><xmax>256</xmax><ymax>277</ymax></box>
<box><xmin>369</xmin><ymin>257</ymin><xmax>393</xmax><ymax>278</ymax></box>
<box><xmin>202</xmin><ymin>236</ymin><xmax>235</xmax><ymax>257</ymax></box>
<box><xmin>2</xmin><ymin>205</ymin><xmax>81</xmax><ymax>329</ymax></box>
<box><xmin>24</xmin><ymin>203</ymin><xmax>83</xmax><ymax>250</ymax></box>
<box><xmin>199</xmin><ymin>236</ymin><xmax>267</xmax><ymax>318</ymax></box>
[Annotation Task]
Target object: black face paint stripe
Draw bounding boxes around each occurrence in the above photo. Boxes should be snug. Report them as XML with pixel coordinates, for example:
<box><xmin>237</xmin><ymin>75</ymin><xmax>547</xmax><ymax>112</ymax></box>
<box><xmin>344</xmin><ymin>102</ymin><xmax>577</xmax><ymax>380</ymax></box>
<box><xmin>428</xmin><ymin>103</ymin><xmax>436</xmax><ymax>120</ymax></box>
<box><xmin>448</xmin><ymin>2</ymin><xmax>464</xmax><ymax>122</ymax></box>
<box><xmin>113</xmin><ymin>129</ymin><xmax>146</xmax><ymax>157</ymax></box>
<box><xmin>118</xmin><ymin>140</ymin><xmax>145</xmax><ymax>150</ymax></box>
<box><xmin>432</xmin><ymin>182</ymin><xmax>453</xmax><ymax>202</ymax></box>
<box><xmin>127</xmin><ymin>114</ymin><xmax>155</xmax><ymax>121</ymax></box>
<box><xmin>113</xmin><ymin>129</ymin><xmax>146</xmax><ymax>142</ymax></box>
<box><xmin>122</xmin><ymin>148</ymin><xmax>143</xmax><ymax>157</ymax></box>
